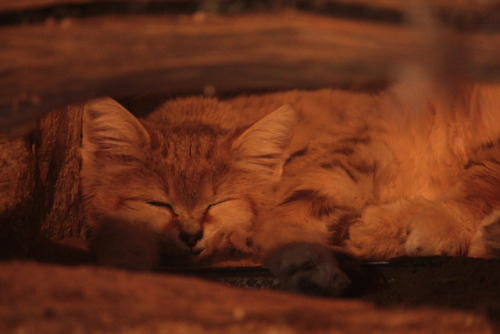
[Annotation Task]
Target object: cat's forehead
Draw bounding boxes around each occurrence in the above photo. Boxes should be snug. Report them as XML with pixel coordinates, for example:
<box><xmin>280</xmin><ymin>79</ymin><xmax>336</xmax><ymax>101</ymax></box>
<box><xmin>149</xmin><ymin>122</ymin><xmax>230</xmax><ymax>160</ymax></box>
<box><xmin>146</xmin><ymin>122</ymin><xmax>233</xmax><ymax>207</ymax></box>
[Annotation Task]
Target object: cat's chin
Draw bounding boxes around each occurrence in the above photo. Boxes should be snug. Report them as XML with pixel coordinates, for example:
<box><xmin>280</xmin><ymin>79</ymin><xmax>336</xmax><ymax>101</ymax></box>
<box><xmin>157</xmin><ymin>244</ymin><xmax>221</xmax><ymax>267</ymax></box>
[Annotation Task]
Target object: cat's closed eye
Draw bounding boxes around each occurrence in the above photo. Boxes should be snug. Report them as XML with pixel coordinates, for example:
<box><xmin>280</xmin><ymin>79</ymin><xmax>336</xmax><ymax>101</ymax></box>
<box><xmin>147</xmin><ymin>201</ymin><xmax>179</xmax><ymax>217</ymax></box>
<box><xmin>206</xmin><ymin>198</ymin><xmax>233</xmax><ymax>211</ymax></box>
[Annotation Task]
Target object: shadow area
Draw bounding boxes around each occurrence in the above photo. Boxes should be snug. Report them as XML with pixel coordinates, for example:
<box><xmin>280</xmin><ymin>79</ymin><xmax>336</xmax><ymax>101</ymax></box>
<box><xmin>163</xmin><ymin>255</ymin><xmax>500</xmax><ymax>325</ymax></box>
<box><xmin>8</xmin><ymin>237</ymin><xmax>500</xmax><ymax>325</ymax></box>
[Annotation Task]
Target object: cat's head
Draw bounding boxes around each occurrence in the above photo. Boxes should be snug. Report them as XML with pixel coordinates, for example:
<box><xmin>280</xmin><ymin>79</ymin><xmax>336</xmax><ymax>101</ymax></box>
<box><xmin>81</xmin><ymin>97</ymin><xmax>295</xmax><ymax>265</ymax></box>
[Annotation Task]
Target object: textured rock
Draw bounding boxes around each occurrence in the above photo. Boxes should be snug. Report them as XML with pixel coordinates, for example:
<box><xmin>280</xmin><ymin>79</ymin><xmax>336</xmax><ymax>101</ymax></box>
<box><xmin>0</xmin><ymin>261</ymin><xmax>495</xmax><ymax>333</ymax></box>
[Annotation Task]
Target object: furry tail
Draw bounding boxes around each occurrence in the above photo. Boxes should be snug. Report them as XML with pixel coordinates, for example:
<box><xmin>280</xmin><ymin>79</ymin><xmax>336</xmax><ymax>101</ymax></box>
<box><xmin>394</xmin><ymin>2</ymin><xmax>472</xmax><ymax>107</ymax></box>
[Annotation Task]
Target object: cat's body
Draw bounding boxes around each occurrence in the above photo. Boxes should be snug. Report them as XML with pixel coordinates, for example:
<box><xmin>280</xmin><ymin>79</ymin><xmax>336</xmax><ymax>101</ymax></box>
<box><xmin>81</xmin><ymin>82</ymin><xmax>500</xmax><ymax>293</ymax></box>
<box><xmin>255</xmin><ymin>84</ymin><xmax>500</xmax><ymax>261</ymax></box>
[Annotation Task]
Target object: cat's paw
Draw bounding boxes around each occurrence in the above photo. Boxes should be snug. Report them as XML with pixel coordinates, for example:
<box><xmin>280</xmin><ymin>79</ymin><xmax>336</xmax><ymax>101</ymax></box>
<box><xmin>193</xmin><ymin>230</ymin><xmax>253</xmax><ymax>261</ymax></box>
<box><xmin>404</xmin><ymin>207</ymin><xmax>470</xmax><ymax>256</ymax></box>
<box><xmin>263</xmin><ymin>243</ymin><xmax>351</xmax><ymax>297</ymax></box>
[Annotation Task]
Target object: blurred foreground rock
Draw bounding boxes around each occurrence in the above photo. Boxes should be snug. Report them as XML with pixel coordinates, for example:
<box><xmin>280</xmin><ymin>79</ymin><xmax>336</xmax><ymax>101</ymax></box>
<box><xmin>0</xmin><ymin>261</ymin><xmax>496</xmax><ymax>334</ymax></box>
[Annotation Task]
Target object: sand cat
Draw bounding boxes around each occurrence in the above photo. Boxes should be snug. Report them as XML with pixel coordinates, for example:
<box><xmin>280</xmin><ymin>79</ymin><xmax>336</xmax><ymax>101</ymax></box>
<box><xmin>81</xmin><ymin>82</ymin><xmax>500</xmax><ymax>296</ymax></box>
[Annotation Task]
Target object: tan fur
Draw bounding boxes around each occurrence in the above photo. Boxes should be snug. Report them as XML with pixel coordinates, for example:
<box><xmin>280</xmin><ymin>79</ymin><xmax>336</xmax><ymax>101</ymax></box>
<box><xmin>81</xmin><ymin>83</ymin><xmax>500</xmax><ymax>269</ymax></box>
<box><xmin>81</xmin><ymin>97</ymin><xmax>294</xmax><ymax>268</ymax></box>
<box><xmin>253</xmin><ymin>83</ymin><xmax>500</xmax><ymax>260</ymax></box>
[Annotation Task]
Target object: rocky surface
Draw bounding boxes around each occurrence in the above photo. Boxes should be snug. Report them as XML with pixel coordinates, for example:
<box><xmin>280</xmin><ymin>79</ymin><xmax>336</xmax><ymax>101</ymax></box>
<box><xmin>0</xmin><ymin>260</ymin><xmax>497</xmax><ymax>334</ymax></box>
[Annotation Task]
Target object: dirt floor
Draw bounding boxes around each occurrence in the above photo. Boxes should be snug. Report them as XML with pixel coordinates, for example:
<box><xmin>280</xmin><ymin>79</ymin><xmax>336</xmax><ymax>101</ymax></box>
<box><xmin>1</xmin><ymin>240</ymin><xmax>499</xmax><ymax>333</ymax></box>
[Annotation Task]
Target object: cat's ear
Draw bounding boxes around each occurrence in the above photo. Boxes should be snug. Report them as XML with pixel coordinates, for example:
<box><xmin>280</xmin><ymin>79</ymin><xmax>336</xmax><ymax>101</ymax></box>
<box><xmin>82</xmin><ymin>97</ymin><xmax>150</xmax><ymax>164</ymax></box>
<box><xmin>231</xmin><ymin>104</ymin><xmax>295</xmax><ymax>178</ymax></box>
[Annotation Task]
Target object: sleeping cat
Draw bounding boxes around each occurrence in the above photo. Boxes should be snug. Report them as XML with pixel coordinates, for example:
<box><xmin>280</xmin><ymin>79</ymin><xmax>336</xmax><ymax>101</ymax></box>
<box><xmin>81</xmin><ymin>82</ymin><xmax>500</xmax><ymax>296</ymax></box>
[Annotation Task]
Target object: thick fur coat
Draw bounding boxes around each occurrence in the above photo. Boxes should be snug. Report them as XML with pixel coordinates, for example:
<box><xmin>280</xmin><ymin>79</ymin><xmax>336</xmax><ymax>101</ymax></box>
<box><xmin>81</xmin><ymin>82</ymin><xmax>500</xmax><ymax>274</ymax></box>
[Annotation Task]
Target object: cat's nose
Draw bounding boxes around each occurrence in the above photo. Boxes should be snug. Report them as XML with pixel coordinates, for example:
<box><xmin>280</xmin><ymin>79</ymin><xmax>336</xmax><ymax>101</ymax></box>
<box><xmin>179</xmin><ymin>230</ymin><xmax>203</xmax><ymax>248</ymax></box>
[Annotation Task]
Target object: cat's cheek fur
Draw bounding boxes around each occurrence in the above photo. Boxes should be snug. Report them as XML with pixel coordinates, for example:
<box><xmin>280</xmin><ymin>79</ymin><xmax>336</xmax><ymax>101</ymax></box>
<box><xmin>193</xmin><ymin>199</ymin><xmax>255</xmax><ymax>258</ymax></box>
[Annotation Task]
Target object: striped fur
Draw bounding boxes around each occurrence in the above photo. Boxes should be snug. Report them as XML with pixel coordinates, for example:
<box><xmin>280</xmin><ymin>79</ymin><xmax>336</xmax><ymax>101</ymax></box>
<box><xmin>81</xmin><ymin>83</ymin><xmax>500</xmax><ymax>270</ymax></box>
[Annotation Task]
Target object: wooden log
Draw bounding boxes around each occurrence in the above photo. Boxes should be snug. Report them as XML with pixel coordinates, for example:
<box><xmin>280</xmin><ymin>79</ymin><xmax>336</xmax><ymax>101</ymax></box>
<box><xmin>0</xmin><ymin>103</ymin><xmax>84</xmax><ymax>256</ymax></box>
<box><xmin>1</xmin><ymin>11</ymin><xmax>500</xmax><ymax>135</ymax></box>
<box><xmin>1</xmin><ymin>0</ymin><xmax>497</xmax><ymax>14</ymax></box>
<box><xmin>0</xmin><ymin>0</ymin><xmax>178</xmax><ymax>12</ymax></box>
<box><xmin>35</xmin><ymin>104</ymin><xmax>84</xmax><ymax>240</ymax></box>
<box><xmin>0</xmin><ymin>261</ymin><xmax>495</xmax><ymax>333</ymax></box>
<box><xmin>0</xmin><ymin>135</ymin><xmax>40</xmax><ymax>258</ymax></box>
